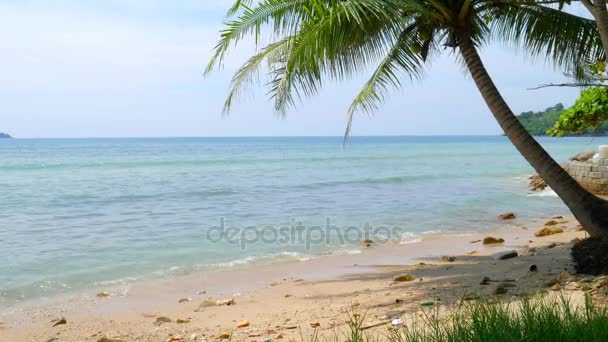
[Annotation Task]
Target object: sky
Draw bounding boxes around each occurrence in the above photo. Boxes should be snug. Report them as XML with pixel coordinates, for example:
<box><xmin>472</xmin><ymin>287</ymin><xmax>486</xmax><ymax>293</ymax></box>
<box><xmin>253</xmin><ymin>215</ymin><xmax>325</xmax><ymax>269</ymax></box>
<box><xmin>0</xmin><ymin>0</ymin><xmax>589</xmax><ymax>138</ymax></box>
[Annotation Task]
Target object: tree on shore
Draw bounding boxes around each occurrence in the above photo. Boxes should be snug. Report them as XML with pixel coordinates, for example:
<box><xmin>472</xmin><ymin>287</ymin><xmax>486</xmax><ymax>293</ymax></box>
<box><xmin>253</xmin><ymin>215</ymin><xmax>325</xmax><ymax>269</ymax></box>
<box><xmin>206</xmin><ymin>1</ymin><xmax>608</xmax><ymax>238</ymax></box>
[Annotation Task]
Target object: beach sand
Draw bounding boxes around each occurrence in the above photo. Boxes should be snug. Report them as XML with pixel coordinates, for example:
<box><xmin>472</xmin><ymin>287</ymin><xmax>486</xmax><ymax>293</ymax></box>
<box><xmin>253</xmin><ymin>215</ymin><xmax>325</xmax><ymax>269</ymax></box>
<box><xmin>0</xmin><ymin>215</ymin><xmax>592</xmax><ymax>341</ymax></box>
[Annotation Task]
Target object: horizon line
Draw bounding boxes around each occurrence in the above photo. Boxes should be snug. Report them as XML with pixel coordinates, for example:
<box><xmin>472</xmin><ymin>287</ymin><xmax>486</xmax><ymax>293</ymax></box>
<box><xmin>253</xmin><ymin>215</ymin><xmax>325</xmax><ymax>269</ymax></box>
<box><xmin>2</xmin><ymin>133</ymin><xmax>514</xmax><ymax>139</ymax></box>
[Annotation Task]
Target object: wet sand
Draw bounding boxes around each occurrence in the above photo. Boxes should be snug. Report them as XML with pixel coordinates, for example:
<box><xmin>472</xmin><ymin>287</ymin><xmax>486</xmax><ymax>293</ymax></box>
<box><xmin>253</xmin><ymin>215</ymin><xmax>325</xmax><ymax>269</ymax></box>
<box><xmin>0</xmin><ymin>214</ymin><xmax>588</xmax><ymax>341</ymax></box>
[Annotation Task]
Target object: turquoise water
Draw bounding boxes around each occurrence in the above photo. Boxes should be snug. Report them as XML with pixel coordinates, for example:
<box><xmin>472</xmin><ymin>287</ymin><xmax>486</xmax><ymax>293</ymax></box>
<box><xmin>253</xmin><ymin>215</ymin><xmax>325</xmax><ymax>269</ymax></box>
<box><xmin>1</xmin><ymin>136</ymin><xmax>606</xmax><ymax>305</ymax></box>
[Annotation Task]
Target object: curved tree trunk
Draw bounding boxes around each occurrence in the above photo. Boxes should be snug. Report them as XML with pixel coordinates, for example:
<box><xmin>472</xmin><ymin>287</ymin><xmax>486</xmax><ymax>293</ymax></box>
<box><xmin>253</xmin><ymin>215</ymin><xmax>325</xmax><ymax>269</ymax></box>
<box><xmin>582</xmin><ymin>0</ymin><xmax>608</xmax><ymax>55</ymax></box>
<box><xmin>458</xmin><ymin>35</ymin><xmax>608</xmax><ymax>237</ymax></box>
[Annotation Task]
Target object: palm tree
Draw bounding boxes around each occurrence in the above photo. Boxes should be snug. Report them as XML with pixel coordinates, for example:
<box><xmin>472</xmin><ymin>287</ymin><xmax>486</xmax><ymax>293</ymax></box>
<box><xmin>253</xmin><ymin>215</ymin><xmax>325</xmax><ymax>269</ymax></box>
<box><xmin>206</xmin><ymin>0</ymin><xmax>608</xmax><ymax>236</ymax></box>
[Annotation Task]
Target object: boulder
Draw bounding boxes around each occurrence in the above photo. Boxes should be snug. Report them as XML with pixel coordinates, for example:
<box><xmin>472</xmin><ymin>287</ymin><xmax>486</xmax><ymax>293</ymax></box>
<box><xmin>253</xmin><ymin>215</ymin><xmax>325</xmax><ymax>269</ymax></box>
<box><xmin>529</xmin><ymin>174</ymin><xmax>547</xmax><ymax>191</ymax></box>
<box><xmin>570</xmin><ymin>150</ymin><xmax>597</xmax><ymax>162</ymax></box>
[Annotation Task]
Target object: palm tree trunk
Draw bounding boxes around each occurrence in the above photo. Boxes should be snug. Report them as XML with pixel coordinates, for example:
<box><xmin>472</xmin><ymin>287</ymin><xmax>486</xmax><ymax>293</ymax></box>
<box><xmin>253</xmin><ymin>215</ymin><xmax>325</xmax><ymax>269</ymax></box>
<box><xmin>458</xmin><ymin>35</ymin><xmax>608</xmax><ymax>238</ymax></box>
<box><xmin>582</xmin><ymin>0</ymin><xmax>608</xmax><ymax>55</ymax></box>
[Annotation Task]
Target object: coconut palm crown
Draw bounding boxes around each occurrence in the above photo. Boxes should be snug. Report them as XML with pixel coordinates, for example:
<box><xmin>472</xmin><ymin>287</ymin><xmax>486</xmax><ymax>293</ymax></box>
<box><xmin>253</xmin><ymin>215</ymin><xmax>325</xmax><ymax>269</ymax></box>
<box><xmin>206</xmin><ymin>0</ymin><xmax>608</xmax><ymax>237</ymax></box>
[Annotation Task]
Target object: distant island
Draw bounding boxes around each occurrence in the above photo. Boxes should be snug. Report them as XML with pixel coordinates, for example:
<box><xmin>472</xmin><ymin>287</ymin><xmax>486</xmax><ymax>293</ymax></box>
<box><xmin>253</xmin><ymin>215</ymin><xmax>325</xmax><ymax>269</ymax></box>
<box><xmin>0</xmin><ymin>132</ymin><xmax>12</xmax><ymax>139</ymax></box>
<box><xmin>518</xmin><ymin>103</ymin><xmax>608</xmax><ymax>136</ymax></box>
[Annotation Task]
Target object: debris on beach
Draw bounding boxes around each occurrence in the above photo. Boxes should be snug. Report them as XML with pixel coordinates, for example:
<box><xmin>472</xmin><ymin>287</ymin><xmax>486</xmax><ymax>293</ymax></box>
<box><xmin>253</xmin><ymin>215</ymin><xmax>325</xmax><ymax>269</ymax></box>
<box><xmin>176</xmin><ymin>318</ymin><xmax>190</xmax><ymax>324</ymax></box>
<box><xmin>468</xmin><ymin>250</ymin><xmax>478</xmax><ymax>255</ymax></box>
<box><xmin>96</xmin><ymin>292</ymin><xmax>111</xmax><ymax>298</ymax></box>
<box><xmin>393</xmin><ymin>274</ymin><xmax>415</xmax><ymax>282</ymax></box>
<box><xmin>97</xmin><ymin>337</ymin><xmax>126</xmax><ymax>342</ymax></box>
<box><xmin>237</xmin><ymin>320</ymin><xmax>250</xmax><ymax>328</ymax></box>
<box><xmin>50</xmin><ymin>317</ymin><xmax>67</xmax><ymax>327</ymax></box>
<box><xmin>310</xmin><ymin>322</ymin><xmax>320</xmax><ymax>328</ymax></box>
<box><xmin>178</xmin><ymin>297</ymin><xmax>190</xmax><ymax>303</ymax></box>
<box><xmin>362</xmin><ymin>239</ymin><xmax>374</xmax><ymax>247</ymax></box>
<box><xmin>492</xmin><ymin>250</ymin><xmax>518</xmax><ymax>260</ymax></box>
<box><xmin>441</xmin><ymin>256</ymin><xmax>456</xmax><ymax>262</ymax></box>
<box><xmin>154</xmin><ymin>316</ymin><xmax>172</xmax><ymax>325</ymax></box>
<box><xmin>497</xmin><ymin>212</ymin><xmax>516</xmax><ymax>220</ymax></box>
<box><xmin>470</xmin><ymin>239</ymin><xmax>481</xmax><ymax>243</ymax></box>
<box><xmin>483</xmin><ymin>237</ymin><xmax>505</xmax><ymax>245</ymax></box>
<box><xmin>391</xmin><ymin>318</ymin><xmax>404</xmax><ymax>326</ymax></box>
<box><xmin>218</xmin><ymin>332</ymin><xmax>231</xmax><ymax>339</ymax></box>
<box><xmin>535</xmin><ymin>227</ymin><xmax>564</xmax><ymax>237</ymax></box>
<box><xmin>216</xmin><ymin>297</ymin><xmax>236</xmax><ymax>306</ymax></box>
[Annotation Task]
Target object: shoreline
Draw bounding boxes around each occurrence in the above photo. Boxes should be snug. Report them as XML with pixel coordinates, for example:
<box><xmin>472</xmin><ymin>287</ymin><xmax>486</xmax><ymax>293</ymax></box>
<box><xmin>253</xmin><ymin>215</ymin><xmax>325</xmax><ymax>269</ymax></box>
<box><xmin>0</xmin><ymin>213</ymin><xmax>586</xmax><ymax>341</ymax></box>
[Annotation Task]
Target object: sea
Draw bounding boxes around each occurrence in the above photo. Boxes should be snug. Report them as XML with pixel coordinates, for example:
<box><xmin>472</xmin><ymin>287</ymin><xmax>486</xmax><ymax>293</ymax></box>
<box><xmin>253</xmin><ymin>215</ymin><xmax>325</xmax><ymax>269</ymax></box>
<box><xmin>1</xmin><ymin>136</ymin><xmax>606</xmax><ymax>306</ymax></box>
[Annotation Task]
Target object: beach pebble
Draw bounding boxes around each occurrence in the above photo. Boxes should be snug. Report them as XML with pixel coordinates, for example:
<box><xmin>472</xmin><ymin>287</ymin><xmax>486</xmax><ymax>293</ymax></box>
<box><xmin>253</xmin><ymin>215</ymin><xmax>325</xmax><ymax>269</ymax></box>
<box><xmin>391</xmin><ymin>318</ymin><xmax>404</xmax><ymax>326</ymax></box>
<box><xmin>218</xmin><ymin>333</ymin><xmax>231</xmax><ymax>339</ymax></box>
<box><xmin>178</xmin><ymin>298</ymin><xmax>190</xmax><ymax>303</ymax></box>
<box><xmin>483</xmin><ymin>237</ymin><xmax>505</xmax><ymax>245</ymax></box>
<box><xmin>237</xmin><ymin>320</ymin><xmax>250</xmax><ymax>328</ymax></box>
<box><xmin>393</xmin><ymin>274</ymin><xmax>415</xmax><ymax>282</ymax></box>
<box><xmin>96</xmin><ymin>292</ymin><xmax>111</xmax><ymax>298</ymax></box>
<box><xmin>497</xmin><ymin>212</ymin><xmax>516</xmax><ymax>220</ymax></box>
<box><xmin>545</xmin><ymin>220</ymin><xmax>559</xmax><ymax>226</ymax></box>
<box><xmin>361</xmin><ymin>239</ymin><xmax>374</xmax><ymax>247</ymax></box>
<box><xmin>154</xmin><ymin>316</ymin><xmax>172</xmax><ymax>325</ymax></box>
<box><xmin>176</xmin><ymin>318</ymin><xmax>190</xmax><ymax>324</ymax></box>
<box><xmin>535</xmin><ymin>227</ymin><xmax>564</xmax><ymax>237</ymax></box>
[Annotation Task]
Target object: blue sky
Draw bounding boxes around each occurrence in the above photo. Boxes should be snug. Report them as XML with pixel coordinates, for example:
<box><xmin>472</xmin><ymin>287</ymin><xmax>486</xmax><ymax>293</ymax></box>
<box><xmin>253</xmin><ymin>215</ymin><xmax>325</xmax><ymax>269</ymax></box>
<box><xmin>0</xmin><ymin>0</ymin><xmax>587</xmax><ymax>138</ymax></box>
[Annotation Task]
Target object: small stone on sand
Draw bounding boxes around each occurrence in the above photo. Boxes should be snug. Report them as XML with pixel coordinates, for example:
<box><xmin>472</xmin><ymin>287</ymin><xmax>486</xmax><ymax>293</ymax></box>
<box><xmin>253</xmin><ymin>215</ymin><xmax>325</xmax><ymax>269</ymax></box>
<box><xmin>483</xmin><ymin>237</ymin><xmax>505</xmax><ymax>245</ymax></box>
<box><xmin>498</xmin><ymin>212</ymin><xmax>516</xmax><ymax>220</ymax></box>
<box><xmin>393</xmin><ymin>274</ymin><xmax>415</xmax><ymax>282</ymax></box>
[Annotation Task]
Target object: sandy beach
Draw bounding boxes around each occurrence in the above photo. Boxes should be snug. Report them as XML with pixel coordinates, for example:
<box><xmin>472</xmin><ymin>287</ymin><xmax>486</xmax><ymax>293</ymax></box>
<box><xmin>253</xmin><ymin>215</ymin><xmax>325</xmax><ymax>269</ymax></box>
<box><xmin>0</xmin><ymin>213</ymin><xmax>594</xmax><ymax>342</ymax></box>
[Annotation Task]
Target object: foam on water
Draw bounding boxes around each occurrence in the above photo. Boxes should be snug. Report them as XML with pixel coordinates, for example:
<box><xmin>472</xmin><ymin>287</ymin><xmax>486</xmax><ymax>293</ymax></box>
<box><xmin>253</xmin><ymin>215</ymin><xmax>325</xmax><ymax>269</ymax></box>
<box><xmin>1</xmin><ymin>136</ymin><xmax>606</xmax><ymax>305</ymax></box>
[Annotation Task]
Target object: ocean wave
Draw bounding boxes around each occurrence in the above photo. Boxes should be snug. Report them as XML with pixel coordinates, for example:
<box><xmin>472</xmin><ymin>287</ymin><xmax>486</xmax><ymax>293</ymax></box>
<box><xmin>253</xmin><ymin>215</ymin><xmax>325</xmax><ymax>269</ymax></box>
<box><xmin>207</xmin><ymin>251</ymin><xmax>313</xmax><ymax>269</ymax></box>
<box><xmin>527</xmin><ymin>188</ymin><xmax>558</xmax><ymax>198</ymax></box>
<box><xmin>294</xmin><ymin>175</ymin><xmax>434</xmax><ymax>190</ymax></box>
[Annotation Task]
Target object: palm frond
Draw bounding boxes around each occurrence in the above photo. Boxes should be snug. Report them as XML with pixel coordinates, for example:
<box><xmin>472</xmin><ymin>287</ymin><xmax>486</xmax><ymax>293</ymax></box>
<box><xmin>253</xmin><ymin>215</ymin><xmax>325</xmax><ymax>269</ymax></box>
<box><xmin>490</xmin><ymin>4</ymin><xmax>604</xmax><ymax>79</ymax></box>
<box><xmin>345</xmin><ymin>24</ymin><xmax>428</xmax><ymax>140</ymax></box>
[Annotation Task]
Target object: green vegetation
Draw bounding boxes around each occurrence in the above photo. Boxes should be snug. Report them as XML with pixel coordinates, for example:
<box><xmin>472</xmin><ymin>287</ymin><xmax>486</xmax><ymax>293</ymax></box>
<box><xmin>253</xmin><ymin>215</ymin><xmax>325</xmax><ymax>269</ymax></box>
<box><xmin>549</xmin><ymin>87</ymin><xmax>608</xmax><ymax>137</ymax></box>
<box><xmin>319</xmin><ymin>295</ymin><xmax>608</xmax><ymax>342</ymax></box>
<box><xmin>517</xmin><ymin>102</ymin><xmax>608</xmax><ymax>136</ymax></box>
<box><xmin>0</xmin><ymin>132</ymin><xmax>11</xmax><ymax>139</ymax></box>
